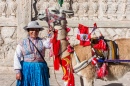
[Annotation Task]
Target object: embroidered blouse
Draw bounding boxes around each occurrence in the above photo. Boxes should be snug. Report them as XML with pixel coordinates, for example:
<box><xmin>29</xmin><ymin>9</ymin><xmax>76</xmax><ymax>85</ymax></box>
<box><xmin>14</xmin><ymin>37</ymin><xmax>51</xmax><ymax>73</ymax></box>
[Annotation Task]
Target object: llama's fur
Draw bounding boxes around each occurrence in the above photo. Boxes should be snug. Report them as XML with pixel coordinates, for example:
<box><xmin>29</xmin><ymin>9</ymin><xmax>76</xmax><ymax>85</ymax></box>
<box><xmin>70</xmin><ymin>38</ymin><xmax>130</xmax><ymax>86</ymax></box>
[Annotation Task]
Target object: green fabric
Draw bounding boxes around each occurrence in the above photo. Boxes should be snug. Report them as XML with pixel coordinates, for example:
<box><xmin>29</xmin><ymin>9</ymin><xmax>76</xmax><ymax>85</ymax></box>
<box><xmin>58</xmin><ymin>0</ymin><xmax>63</xmax><ymax>7</ymax></box>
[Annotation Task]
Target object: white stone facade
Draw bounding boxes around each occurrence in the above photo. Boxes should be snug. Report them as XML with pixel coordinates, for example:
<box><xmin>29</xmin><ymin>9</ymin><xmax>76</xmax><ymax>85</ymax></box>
<box><xmin>0</xmin><ymin>0</ymin><xmax>130</xmax><ymax>68</ymax></box>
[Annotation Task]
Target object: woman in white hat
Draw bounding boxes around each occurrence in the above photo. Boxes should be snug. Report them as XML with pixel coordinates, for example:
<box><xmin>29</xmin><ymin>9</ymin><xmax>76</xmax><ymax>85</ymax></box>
<box><xmin>14</xmin><ymin>21</ymin><xmax>51</xmax><ymax>86</ymax></box>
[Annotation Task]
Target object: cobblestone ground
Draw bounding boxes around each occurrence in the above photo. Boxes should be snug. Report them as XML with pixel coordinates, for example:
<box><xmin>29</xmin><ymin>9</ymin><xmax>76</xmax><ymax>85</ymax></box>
<box><xmin>0</xmin><ymin>67</ymin><xmax>130</xmax><ymax>86</ymax></box>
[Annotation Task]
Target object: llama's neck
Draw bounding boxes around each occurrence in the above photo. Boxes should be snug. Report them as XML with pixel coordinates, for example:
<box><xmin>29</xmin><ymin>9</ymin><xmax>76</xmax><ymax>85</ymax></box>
<box><xmin>54</xmin><ymin>25</ymin><xmax>70</xmax><ymax>58</ymax></box>
<box><xmin>60</xmin><ymin>40</ymin><xmax>70</xmax><ymax>58</ymax></box>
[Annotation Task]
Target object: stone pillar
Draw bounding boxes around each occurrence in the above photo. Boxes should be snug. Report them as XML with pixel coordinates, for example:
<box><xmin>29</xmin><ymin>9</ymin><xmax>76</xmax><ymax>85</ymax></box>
<box><xmin>17</xmin><ymin>0</ymin><xmax>32</xmax><ymax>41</ymax></box>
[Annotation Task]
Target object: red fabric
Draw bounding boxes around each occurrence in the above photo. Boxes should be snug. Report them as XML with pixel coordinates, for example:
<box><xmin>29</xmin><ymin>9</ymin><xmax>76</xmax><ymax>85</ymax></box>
<box><xmin>61</xmin><ymin>55</ymin><xmax>75</xmax><ymax>86</ymax></box>
<box><xmin>78</xmin><ymin>24</ymin><xmax>89</xmax><ymax>34</ymax></box>
<box><xmin>97</xmin><ymin>63</ymin><xmax>108</xmax><ymax>78</ymax></box>
<box><xmin>66</xmin><ymin>27</ymin><xmax>70</xmax><ymax>32</ymax></box>
<box><xmin>93</xmin><ymin>39</ymin><xmax>107</xmax><ymax>51</ymax></box>
<box><xmin>77</xmin><ymin>24</ymin><xmax>91</xmax><ymax>46</ymax></box>
<box><xmin>51</xmin><ymin>30</ymin><xmax>61</xmax><ymax>70</ymax></box>
<box><xmin>67</xmin><ymin>45</ymin><xmax>74</xmax><ymax>53</ymax></box>
<box><xmin>91</xmin><ymin>57</ymin><xmax>98</xmax><ymax>65</ymax></box>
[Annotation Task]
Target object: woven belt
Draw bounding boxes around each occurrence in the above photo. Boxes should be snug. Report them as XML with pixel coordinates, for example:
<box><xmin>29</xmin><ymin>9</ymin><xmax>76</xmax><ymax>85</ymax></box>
<box><xmin>24</xmin><ymin>57</ymin><xmax>45</xmax><ymax>62</ymax></box>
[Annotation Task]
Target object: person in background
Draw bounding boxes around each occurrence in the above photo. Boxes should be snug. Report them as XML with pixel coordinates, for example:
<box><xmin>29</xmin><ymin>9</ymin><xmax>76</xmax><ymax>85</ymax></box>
<box><xmin>14</xmin><ymin>21</ymin><xmax>51</xmax><ymax>86</ymax></box>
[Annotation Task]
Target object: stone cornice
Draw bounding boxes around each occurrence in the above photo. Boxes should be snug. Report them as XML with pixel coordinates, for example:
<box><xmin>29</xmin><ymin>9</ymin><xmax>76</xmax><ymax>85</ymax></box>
<box><xmin>37</xmin><ymin>20</ymin><xmax>130</xmax><ymax>28</ymax></box>
<box><xmin>67</xmin><ymin>20</ymin><xmax>130</xmax><ymax>28</ymax></box>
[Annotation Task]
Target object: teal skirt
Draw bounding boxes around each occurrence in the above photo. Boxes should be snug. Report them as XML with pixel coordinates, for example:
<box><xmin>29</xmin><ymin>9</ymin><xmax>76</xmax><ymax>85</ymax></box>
<box><xmin>17</xmin><ymin>61</ymin><xmax>50</xmax><ymax>86</ymax></box>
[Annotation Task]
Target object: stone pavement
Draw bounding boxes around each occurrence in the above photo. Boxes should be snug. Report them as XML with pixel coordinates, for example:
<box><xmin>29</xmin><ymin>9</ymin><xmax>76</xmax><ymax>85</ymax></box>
<box><xmin>0</xmin><ymin>67</ymin><xmax>130</xmax><ymax>86</ymax></box>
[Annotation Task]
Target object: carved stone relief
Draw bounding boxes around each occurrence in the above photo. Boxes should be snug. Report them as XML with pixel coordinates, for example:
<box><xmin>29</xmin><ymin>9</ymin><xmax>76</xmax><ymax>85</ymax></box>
<box><xmin>107</xmin><ymin>0</ymin><xmax>117</xmax><ymax>20</ymax></box>
<box><xmin>30</xmin><ymin>0</ymin><xmax>130</xmax><ymax>21</ymax></box>
<box><xmin>40</xmin><ymin>0</ymin><xmax>49</xmax><ymax>13</ymax></box>
<box><xmin>98</xmin><ymin>0</ymin><xmax>107</xmax><ymax>20</ymax></box>
<box><xmin>0</xmin><ymin>26</ymin><xmax>16</xmax><ymax>66</ymax></box>
<box><xmin>0</xmin><ymin>0</ymin><xmax>17</xmax><ymax>18</ymax></box>
<box><xmin>0</xmin><ymin>35</ymin><xmax>4</xmax><ymax>46</ymax></box>
<box><xmin>0</xmin><ymin>0</ymin><xmax>7</xmax><ymax>18</ymax></box>
<box><xmin>78</xmin><ymin>0</ymin><xmax>89</xmax><ymax>20</ymax></box>
<box><xmin>71</xmin><ymin>0</ymin><xmax>79</xmax><ymax>20</ymax></box>
<box><xmin>9</xmin><ymin>0</ymin><xmax>17</xmax><ymax>18</ymax></box>
<box><xmin>49</xmin><ymin>0</ymin><xmax>59</xmax><ymax>9</ymax></box>
<box><xmin>0</xmin><ymin>46</ymin><xmax>5</xmax><ymax>62</ymax></box>
<box><xmin>116</xmin><ymin>0</ymin><xmax>126</xmax><ymax>20</ymax></box>
<box><xmin>62</xmin><ymin>0</ymin><xmax>70</xmax><ymax>10</ymax></box>
<box><xmin>31</xmin><ymin>0</ymin><xmax>130</xmax><ymax>21</ymax></box>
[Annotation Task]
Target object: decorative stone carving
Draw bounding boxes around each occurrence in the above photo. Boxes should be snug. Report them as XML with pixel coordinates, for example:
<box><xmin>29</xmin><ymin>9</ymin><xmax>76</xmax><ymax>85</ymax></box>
<box><xmin>1</xmin><ymin>27</ymin><xmax>16</xmax><ymax>44</ymax></box>
<box><xmin>125</xmin><ymin>0</ymin><xmax>130</xmax><ymax>20</ymax></box>
<box><xmin>40</xmin><ymin>0</ymin><xmax>49</xmax><ymax>14</ymax></box>
<box><xmin>72</xmin><ymin>0</ymin><xmax>79</xmax><ymax>20</ymax></box>
<box><xmin>106</xmin><ymin>0</ymin><xmax>118</xmax><ymax>20</ymax></box>
<box><xmin>49</xmin><ymin>0</ymin><xmax>59</xmax><ymax>9</ymax></box>
<box><xmin>36</xmin><ymin>0</ymin><xmax>45</xmax><ymax>15</ymax></box>
<box><xmin>0</xmin><ymin>47</ymin><xmax>5</xmax><ymax>59</ymax></box>
<box><xmin>1</xmin><ymin>27</ymin><xmax>16</xmax><ymax>39</ymax></box>
<box><xmin>98</xmin><ymin>0</ymin><xmax>108</xmax><ymax>20</ymax></box>
<box><xmin>36</xmin><ymin>0</ymin><xmax>42</xmax><ymax>12</ymax></box>
<box><xmin>33</xmin><ymin>0</ymin><xmax>130</xmax><ymax>21</ymax></box>
<box><xmin>116</xmin><ymin>0</ymin><xmax>126</xmax><ymax>20</ymax></box>
<box><xmin>9</xmin><ymin>0</ymin><xmax>17</xmax><ymax>18</ymax></box>
<box><xmin>22</xmin><ymin>0</ymin><xmax>130</xmax><ymax>22</ymax></box>
<box><xmin>0</xmin><ymin>35</ymin><xmax>4</xmax><ymax>46</ymax></box>
<box><xmin>62</xmin><ymin>0</ymin><xmax>70</xmax><ymax>10</ymax></box>
<box><xmin>88</xmin><ymin>0</ymin><xmax>99</xmax><ymax>20</ymax></box>
<box><xmin>5</xmin><ymin>46</ymin><xmax>15</xmax><ymax>66</ymax></box>
<box><xmin>78</xmin><ymin>0</ymin><xmax>89</xmax><ymax>20</ymax></box>
<box><xmin>0</xmin><ymin>0</ymin><xmax>8</xmax><ymax>17</ymax></box>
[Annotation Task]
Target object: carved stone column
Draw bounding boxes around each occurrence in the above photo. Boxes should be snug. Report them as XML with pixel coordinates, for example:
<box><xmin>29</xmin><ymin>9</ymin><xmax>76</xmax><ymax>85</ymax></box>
<box><xmin>17</xmin><ymin>0</ymin><xmax>32</xmax><ymax>41</ymax></box>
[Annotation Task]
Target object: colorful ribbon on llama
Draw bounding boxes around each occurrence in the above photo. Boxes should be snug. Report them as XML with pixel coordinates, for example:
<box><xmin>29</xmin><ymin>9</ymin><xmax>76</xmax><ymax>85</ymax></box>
<box><xmin>61</xmin><ymin>55</ymin><xmax>75</xmax><ymax>86</ymax></box>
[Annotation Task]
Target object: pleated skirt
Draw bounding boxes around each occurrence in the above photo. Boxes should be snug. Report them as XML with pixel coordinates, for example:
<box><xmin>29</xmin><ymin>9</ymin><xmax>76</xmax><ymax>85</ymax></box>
<box><xmin>16</xmin><ymin>61</ymin><xmax>50</xmax><ymax>86</ymax></box>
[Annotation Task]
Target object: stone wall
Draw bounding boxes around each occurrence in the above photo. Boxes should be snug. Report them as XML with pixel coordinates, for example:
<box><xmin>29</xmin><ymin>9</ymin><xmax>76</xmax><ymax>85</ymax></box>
<box><xmin>0</xmin><ymin>0</ymin><xmax>130</xmax><ymax>69</ymax></box>
<box><xmin>0</xmin><ymin>0</ymin><xmax>17</xmax><ymax>68</ymax></box>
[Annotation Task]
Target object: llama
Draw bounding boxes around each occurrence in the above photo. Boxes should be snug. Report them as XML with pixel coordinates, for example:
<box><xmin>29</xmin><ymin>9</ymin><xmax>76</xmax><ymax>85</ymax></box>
<box><xmin>38</xmin><ymin>8</ymin><xmax>130</xmax><ymax>86</ymax></box>
<box><xmin>54</xmin><ymin>23</ymin><xmax>130</xmax><ymax>86</ymax></box>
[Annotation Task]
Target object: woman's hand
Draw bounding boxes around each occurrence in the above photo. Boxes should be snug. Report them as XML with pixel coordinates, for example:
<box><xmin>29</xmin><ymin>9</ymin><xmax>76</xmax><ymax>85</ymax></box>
<box><xmin>16</xmin><ymin>73</ymin><xmax>22</xmax><ymax>80</ymax></box>
<box><xmin>47</xmin><ymin>29</ymin><xmax>54</xmax><ymax>38</ymax></box>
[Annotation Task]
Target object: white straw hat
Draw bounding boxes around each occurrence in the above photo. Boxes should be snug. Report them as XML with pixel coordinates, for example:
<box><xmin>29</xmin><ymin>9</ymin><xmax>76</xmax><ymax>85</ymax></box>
<box><xmin>23</xmin><ymin>21</ymin><xmax>44</xmax><ymax>31</ymax></box>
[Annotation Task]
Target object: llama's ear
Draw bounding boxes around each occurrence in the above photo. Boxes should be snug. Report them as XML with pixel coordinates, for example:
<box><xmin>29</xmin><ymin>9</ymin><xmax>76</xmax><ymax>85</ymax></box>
<box><xmin>51</xmin><ymin>10</ymin><xmax>60</xmax><ymax>14</ymax></box>
<box><xmin>64</xmin><ymin>10</ymin><xmax>74</xmax><ymax>14</ymax></box>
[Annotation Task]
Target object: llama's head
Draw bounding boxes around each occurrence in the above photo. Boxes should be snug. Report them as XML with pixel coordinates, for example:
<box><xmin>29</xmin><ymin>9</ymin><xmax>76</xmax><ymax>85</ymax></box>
<box><xmin>37</xmin><ymin>7</ymin><xmax>73</xmax><ymax>27</ymax></box>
